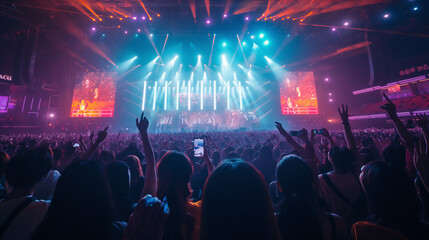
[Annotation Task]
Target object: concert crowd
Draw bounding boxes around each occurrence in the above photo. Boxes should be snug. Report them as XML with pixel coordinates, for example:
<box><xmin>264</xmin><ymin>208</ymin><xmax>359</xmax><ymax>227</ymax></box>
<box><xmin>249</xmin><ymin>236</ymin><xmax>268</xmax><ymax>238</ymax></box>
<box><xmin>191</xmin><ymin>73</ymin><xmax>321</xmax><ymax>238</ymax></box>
<box><xmin>0</xmin><ymin>94</ymin><xmax>429</xmax><ymax>240</ymax></box>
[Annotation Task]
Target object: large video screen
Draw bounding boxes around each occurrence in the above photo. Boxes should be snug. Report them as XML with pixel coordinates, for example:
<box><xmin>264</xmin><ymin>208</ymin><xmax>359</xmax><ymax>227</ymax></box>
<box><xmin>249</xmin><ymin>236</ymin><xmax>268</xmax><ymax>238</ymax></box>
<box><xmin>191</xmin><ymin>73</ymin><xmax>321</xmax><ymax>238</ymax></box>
<box><xmin>70</xmin><ymin>72</ymin><xmax>117</xmax><ymax>117</ymax></box>
<box><xmin>279</xmin><ymin>72</ymin><xmax>318</xmax><ymax>115</ymax></box>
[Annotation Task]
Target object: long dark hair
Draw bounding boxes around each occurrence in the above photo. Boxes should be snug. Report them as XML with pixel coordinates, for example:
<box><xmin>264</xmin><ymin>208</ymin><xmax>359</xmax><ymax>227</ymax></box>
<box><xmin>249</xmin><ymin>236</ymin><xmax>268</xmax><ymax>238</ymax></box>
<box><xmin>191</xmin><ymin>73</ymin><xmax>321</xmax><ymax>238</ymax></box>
<box><xmin>157</xmin><ymin>151</ymin><xmax>194</xmax><ymax>240</ymax></box>
<box><xmin>33</xmin><ymin>160</ymin><xmax>117</xmax><ymax>240</ymax></box>
<box><xmin>200</xmin><ymin>159</ymin><xmax>279</xmax><ymax>240</ymax></box>
<box><xmin>275</xmin><ymin>155</ymin><xmax>323</xmax><ymax>240</ymax></box>
<box><xmin>360</xmin><ymin>161</ymin><xmax>420</xmax><ymax>225</ymax></box>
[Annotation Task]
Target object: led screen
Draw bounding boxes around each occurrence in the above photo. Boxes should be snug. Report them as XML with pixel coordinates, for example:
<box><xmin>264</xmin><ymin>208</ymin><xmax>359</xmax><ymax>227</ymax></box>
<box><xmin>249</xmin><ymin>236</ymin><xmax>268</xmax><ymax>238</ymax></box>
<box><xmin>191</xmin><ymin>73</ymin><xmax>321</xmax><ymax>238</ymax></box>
<box><xmin>279</xmin><ymin>72</ymin><xmax>318</xmax><ymax>115</ymax></box>
<box><xmin>70</xmin><ymin>72</ymin><xmax>117</xmax><ymax>117</ymax></box>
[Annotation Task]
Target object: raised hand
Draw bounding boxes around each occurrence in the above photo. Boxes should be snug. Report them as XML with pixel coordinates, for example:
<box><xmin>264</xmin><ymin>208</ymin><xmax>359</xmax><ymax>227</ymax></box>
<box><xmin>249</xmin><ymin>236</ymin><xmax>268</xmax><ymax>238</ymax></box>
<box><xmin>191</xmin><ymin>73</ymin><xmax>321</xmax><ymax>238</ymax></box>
<box><xmin>297</xmin><ymin>128</ymin><xmax>310</xmax><ymax>144</ymax></box>
<box><xmin>275</xmin><ymin>122</ymin><xmax>288</xmax><ymax>137</ymax></box>
<box><xmin>416</xmin><ymin>113</ymin><xmax>429</xmax><ymax>129</ymax></box>
<box><xmin>338</xmin><ymin>104</ymin><xmax>349</xmax><ymax>123</ymax></box>
<box><xmin>136</xmin><ymin>112</ymin><xmax>149</xmax><ymax>134</ymax></box>
<box><xmin>89</xmin><ymin>131</ymin><xmax>95</xmax><ymax>144</ymax></box>
<box><xmin>380</xmin><ymin>93</ymin><xmax>397</xmax><ymax>116</ymax></box>
<box><xmin>96</xmin><ymin>127</ymin><xmax>108</xmax><ymax>143</ymax></box>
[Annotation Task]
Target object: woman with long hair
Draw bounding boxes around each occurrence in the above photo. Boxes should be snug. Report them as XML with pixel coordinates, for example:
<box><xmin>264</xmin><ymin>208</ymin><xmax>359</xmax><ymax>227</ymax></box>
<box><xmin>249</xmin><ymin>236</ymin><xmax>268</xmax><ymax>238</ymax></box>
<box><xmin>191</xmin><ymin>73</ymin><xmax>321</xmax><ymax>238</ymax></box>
<box><xmin>276</xmin><ymin>155</ymin><xmax>347</xmax><ymax>240</ymax></box>
<box><xmin>33</xmin><ymin>160</ymin><xmax>124</xmax><ymax>240</ymax></box>
<box><xmin>200</xmin><ymin>159</ymin><xmax>279</xmax><ymax>240</ymax></box>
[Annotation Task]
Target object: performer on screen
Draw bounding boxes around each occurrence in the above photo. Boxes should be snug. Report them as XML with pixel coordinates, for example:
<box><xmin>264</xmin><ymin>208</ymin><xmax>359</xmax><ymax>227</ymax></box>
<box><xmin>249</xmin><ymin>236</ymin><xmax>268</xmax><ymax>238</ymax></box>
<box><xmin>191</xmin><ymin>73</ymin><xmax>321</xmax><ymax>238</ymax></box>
<box><xmin>77</xmin><ymin>99</ymin><xmax>88</xmax><ymax>117</ymax></box>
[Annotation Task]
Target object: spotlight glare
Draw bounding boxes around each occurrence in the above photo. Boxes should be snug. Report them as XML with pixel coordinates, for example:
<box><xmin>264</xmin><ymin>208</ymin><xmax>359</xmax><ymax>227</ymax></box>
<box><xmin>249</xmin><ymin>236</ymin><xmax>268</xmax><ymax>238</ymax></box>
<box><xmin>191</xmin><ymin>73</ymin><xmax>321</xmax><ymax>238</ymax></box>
<box><xmin>344</xmin><ymin>21</ymin><xmax>349</xmax><ymax>26</ymax></box>
<box><xmin>198</xmin><ymin>55</ymin><xmax>201</xmax><ymax>59</ymax></box>
<box><xmin>325</xmin><ymin>78</ymin><xmax>329</xmax><ymax>82</ymax></box>
<box><xmin>250</xmin><ymin>35</ymin><xmax>254</xmax><ymax>39</ymax></box>
<box><xmin>263</xmin><ymin>40</ymin><xmax>269</xmax><ymax>45</ymax></box>
<box><xmin>331</xmin><ymin>28</ymin><xmax>336</xmax><ymax>31</ymax></box>
<box><xmin>413</xmin><ymin>7</ymin><xmax>418</xmax><ymax>11</ymax></box>
<box><xmin>223</xmin><ymin>14</ymin><xmax>227</xmax><ymax>18</ymax></box>
<box><xmin>137</xmin><ymin>29</ymin><xmax>141</xmax><ymax>32</ymax></box>
<box><xmin>142</xmin><ymin>16</ymin><xmax>146</xmax><ymax>20</ymax></box>
<box><xmin>132</xmin><ymin>16</ymin><xmax>137</xmax><ymax>20</ymax></box>
<box><xmin>383</xmin><ymin>14</ymin><xmax>389</xmax><ymax>18</ymax></box>
<box><xmin>242</xmin><ymin>41</ymin><xmax>247</xmax><ymax>46</ymax></box>
<box><xmin>150</xmin><ymin>33</ymin><xmax>153</xmax><ymax>37</ymax></box>
<box><xmin>206</xmin><ymin>19</ymin><xmax>211</xmax><ymax>24</ymax></box>
<box><xmin>222</xmin><ymin>42</ymin><xmax>227</xmax><ymax>47</ymax></box>
<box><xmin>259</xmin><ymin>33</ymin><xmax>264</xmax><ymax>38</ymax></box>
<box><xmin>91</xmin><ymin>27</ymin><xmax>96</xmax><ymax>31</ymax></box>
<box><xmin>125</xmin><ymin>30</ymin><xmax>128</xmax><ymax>34</ymax></box>
<box><xmin>245</xmin><ymin>16</ymin><xmax>249</xmax><ymax>21</ymax></box>
<box><xmin>49</xmin><ymin>113</ymin><xmax>54</xmax><ymax>118</ymax></box>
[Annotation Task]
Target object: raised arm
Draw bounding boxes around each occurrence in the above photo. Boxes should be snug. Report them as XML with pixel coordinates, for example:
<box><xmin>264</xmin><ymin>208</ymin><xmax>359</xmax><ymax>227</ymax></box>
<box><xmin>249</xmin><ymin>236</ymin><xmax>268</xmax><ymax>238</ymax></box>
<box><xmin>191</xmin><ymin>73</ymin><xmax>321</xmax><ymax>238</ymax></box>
<box><xmin>275</xmin><ymin>122</ymin><xmax>307</xmax><ymax>155</ymax></box>
<box><xmin>414</xmin><ymin>140</ymin><xmax>429</xmax><ymax>193</ymax></box>
<box><xmin>82</xmin><ymin>127</ymin><xmax>108</xmax><ymax>160</ymax></box>
<box><xmin>380</xmin><ymin>93</ymin><xmax>414</xmax><ymax>151</ymax></box>
<box><xmin>338</xmin><ymin>104</ymin><xmax>360</xmax><ymax>164</ymax></box>
<box><xmin>137</xmin><ymin>112</ymin><xmax>157</xmax><ymax>197</ymax></box>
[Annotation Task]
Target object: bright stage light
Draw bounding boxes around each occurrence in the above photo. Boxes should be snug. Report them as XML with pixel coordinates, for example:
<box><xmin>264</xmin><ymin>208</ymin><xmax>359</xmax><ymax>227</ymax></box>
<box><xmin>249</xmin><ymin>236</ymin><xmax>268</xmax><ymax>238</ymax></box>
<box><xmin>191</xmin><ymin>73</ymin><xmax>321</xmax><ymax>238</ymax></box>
<box><xmin>125</xmin><ymin>31</ymin><xmax>128</xmax><ymax>34</ymax></box>
<box><xmin>245</xmin><ymin>16</ymin><xmax>249</xmax><ymax>21</ymax></box>
<box><xmin>142</xmin><ymin>16</ymin><xmax>146</xmax><ymax>20</ymax></box>
<box><xmin>252</xmin><ymin>43</ymin><xmax>258</xmax><ymax>49</ymax></box>
<box><xmin>198</xmin><ymin>55</ymin><xmax>201</xmax><ymax>59</ymax></box>
<box><xmin>206</xmin><ymin>19</ymin><xmax>211</xmax><ymax>24</ymax></box>
<box><xmin>325</xmin><ymin>78</ymin><xmax>329</xmax><ymax>82</ymax></box>
<box><xmin>331</xmin><ymin>28</ymin><xmax>336</xmax><ymax>31</ymax></box>
<box><xmin>132</xmin><ymin>16</ymin><xmax>137</xmax><ymax>20</ymax></box>
<box><xmin>238</xmin><ymin>64</ymin><xmax>244</xmax><ymax>69</ymax></box>
<box><xmin>223</xmin><ymin>14</ymin><xmax>227</xmax><ymax>18</ymax></box>
<box><xmin>150</xmin><ymin>33</ymin><xmax>153</xmax><ymax>37</ymax></box>
<box><xmin>413</xmin><ymin>7</ymin><xmax>418</xmax><ymax>11</ymax></box>
<box><xmin>201</xmin><ymin>81</ymin><xmax>204</xmax><ymax>110</ymax></box>
<box><xmin>239</xmin><ymin>81</ymin><xmax>243</xmax><ymax>110</ymax></box>
<box><xmin>383</xmin><ymin>14</ymin><xmax>390</xmax><ymax>18</ymax></box>
<box><xmin>227</xmin><ymin>81</ymin><xmax>230</xmax><ymax>110</ymax></box>
<box><xmin>222</xmin><ymin>42</ymin><xmax>227</xmax><ymax>47</ymax></box>
<box><xmin>153</xmin><ymin>81</ymin><xmax>158</xmax><ymax>110</ymax></box>
<box><xmin>259</xmin><ymin>33</ymin><xmax>264</xmax><ymax>38</ymax></box>
<box><xmin>164</xmin><ymin>81</ymin><xmax>168</xmax><ymax>110</ymax></box>
<box><xmin>344</xmin><ymin>21</ymin><xmax>349</xmax><ymax>26</ymax></box>
<box><xmin>264</xmin><ymin>56</ymin><xmax>273</xmax><ymax>64</ymax></box>
<box><xmin>49</xmin><ymin>113</ymin><xmax>54</xmax><ymax>118</ymax></box>
<box><xmin>102</xmin><ymin>33</ymin><xmax>106</xmax><ymax>37</ymax></box>
<box><xmin>213</xmin><ymin>81</ymin><xmax>217</xmax><ymax>110</ymax></box>
<box><xmin>242</xmin><ymin>41</ymin><xmax>247</xmax><ymax>46</ymax></box>
<box><xmin>91</xmin><ymin>27</ymin><xmax>96</xmax><ymax>31</ymax></box>
<box><xmin>142</xmin><ymin>81</ymin><xmax>147</xmax><ymax>110</ymax></box>
<box><xmin>188</xmin><ymin>80</ymin><xmax>191</xmax><ymax>110</ymax></box>
<box><xmin>138</xmin><ymin>29</ymin><xmax>141</xmax><ymax>32</ymax></box>
<box><xmin>250</xmin><ymin>35</ymin><xmax>254</xmax><ymax>39</ymax></box>
<box><xmin>263</xmin><ymin>40</ymin><xmax>269</xmax><ymax>45</ymax></box>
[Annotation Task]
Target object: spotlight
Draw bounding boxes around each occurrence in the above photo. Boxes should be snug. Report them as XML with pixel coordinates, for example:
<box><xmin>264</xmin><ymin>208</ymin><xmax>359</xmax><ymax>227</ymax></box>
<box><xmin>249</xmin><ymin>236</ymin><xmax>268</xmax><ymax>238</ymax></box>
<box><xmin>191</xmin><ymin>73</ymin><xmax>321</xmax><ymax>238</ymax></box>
<box><xmin>222</xmin><ymin>42</ymin><xmax>227</xmax><ymax>47</ymax></box>
<box><xmin>102</xmin><ymin>33</ymin><xmax>105</xmax><ymax>37</ymax></box>
<box><xmin>206</xmin><ymin>19</ymin><xmax>211</xmax><ymax>24</ymax></box>
<box><xmin>223</xmin><ymin>14</ymin><xmax>227</xmax><ymax>18</ymax></box>
<box><xmin>325</xmin><ymin>78</ymin><xmax>329</xmax><ymax>82</ymax></box>
<box><xmin>157</xmin><ymin>14</ymin><xmax>160</xmax><ymax>17</ymax></box>
<box><xmin>344</xmin><ymin>21</ymin><xmax>349</xmax><ymax>26</ymax></box>
<box><xmin>259</xmin><ymin>33</ymin><xmax>264</xmax><ymax>38</ymax></box>
<box><xmin>328</xmin><ymin>93</ymin><xmax>332</xmax><ymax>96</ymax></box>
<box><xmin>142</xmin><ymin>16</ymin><xmax>146</xmax><ymax>20</ymax></box>
<box><xmin>263</xmin><ymin>40</ymin><xmax>269</xmax><ymax>45</ymax></box>
<box><xmin>119</xmin><ymin>17</ymin><xmax>123</xmax><ymax>21</ymax></box>
<box><xmin>137</xmin><ymin>29</ymin><xmax>141</xmax><ymax>32</ymax></box>
<box><xmin>49</xmin><ymin>113</ymin><xmax>54</xmax><ymax>118</ymax></box>
<box><xmin>250</xmin><ymin>35</ymin><xmax>254</xmax><ymax>39</ymax></box>
<box><xmin>383</xmin><ymin>14</ymin><xmax>390</xmax><ymax>18</ymax></box>
<box><xmin>135</xmin><ymin>34</ymin><xmax>138</xmax><ymax>37</ymax></box>
<box><xmin>198</xmin><ymin>55</ymin><xmax>201</xmax><ymax>59</ymax></box>
<box><xmin>331</xmin><ymin>28</ymin><xmax>336</xmax><ymax>31</ymax></box>
<box><xmin>413</xmin><ymin>7</ymin><xmax>418</xmax><ymax>11</ymax></box>
<box><xmin>125</xmin><ymin>30</ymin><xmax>128</xmax><ymax>34</ymax></box>
<box><xmin>91</xmin><ymin>27</ymin><xmax>96</xmax><ymax>31</ymax></box>
<box><xmin>329</xmin><ymin>99</ymin><xmax>333</xmax><ymax>102</ymax></box>
<box><xmin>150</xmin><ymin>33</ymin><xmax>153</xmax><ymax>37</ymax></box>
<box><xmin>245</xmin><ymin>16</ymin><xmax>249</xmax><ymax>21</ymax></box>
<box><xmin>132</xmin><ymin>16</ymin><xmax>137</xmax><ymax>20</ymax></box>
<box><xmin>242</xmin><ymin>41</ymin><xmax>247</xmax><ymax>46</ymax></box>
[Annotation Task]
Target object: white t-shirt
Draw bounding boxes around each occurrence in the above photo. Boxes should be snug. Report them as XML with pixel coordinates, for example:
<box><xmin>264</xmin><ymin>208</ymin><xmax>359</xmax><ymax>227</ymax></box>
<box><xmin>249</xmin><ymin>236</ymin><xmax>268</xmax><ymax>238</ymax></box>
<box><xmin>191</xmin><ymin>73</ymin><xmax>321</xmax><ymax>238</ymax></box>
<box><xmin>34</xmin><ymin>170</ymin><xmax>61</xmax><ymax>200</ymax></box>
<box><xmin>0</xmin><ymin>196</ymin><xmax>49</xmax><ymax>240</ymax></box>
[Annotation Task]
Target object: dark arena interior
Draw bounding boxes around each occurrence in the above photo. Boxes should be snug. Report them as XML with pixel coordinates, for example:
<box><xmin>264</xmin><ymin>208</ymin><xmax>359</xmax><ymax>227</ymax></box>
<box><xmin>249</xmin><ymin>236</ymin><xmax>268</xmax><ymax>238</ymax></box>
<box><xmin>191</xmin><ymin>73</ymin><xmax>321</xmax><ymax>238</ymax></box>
<box><xmin>1</xmin><ymin>0</ymin><xmax>429</xmax><ymax>240</ymax></box>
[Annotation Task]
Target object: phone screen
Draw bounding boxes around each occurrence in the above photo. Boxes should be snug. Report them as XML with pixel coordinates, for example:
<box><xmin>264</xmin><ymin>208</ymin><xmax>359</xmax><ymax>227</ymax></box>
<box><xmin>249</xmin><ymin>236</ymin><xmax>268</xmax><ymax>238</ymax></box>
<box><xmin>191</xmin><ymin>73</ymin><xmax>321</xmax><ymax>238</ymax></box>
<box><xmin>194</xmin><ymin>138</ymin><xmax>204</xmax><ymax>157</ymax></box>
